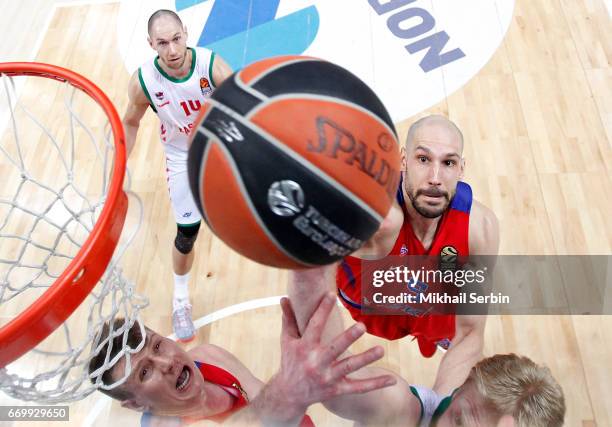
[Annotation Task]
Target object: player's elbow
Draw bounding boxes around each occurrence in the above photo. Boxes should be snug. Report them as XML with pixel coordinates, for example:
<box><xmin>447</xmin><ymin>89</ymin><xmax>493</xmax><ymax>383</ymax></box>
<box><xmin>122</xmin><ymin>115</ymin><xmax>141</xmax><ymax>129</ymax></box>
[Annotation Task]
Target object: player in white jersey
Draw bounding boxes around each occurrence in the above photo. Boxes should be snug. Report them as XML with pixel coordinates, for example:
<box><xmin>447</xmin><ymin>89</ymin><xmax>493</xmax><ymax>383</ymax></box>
<box><xmin>122</xmin><ymin>9</ymin><xmax>233</xmax><ymax>341</ymax></box>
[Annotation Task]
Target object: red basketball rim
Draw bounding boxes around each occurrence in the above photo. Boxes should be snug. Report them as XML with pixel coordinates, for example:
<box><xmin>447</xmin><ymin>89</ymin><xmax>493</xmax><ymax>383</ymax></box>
<box><xmin>0</xmin><ymin>62</ymin><xmax>128</xmax><ymax>368</ymax></box>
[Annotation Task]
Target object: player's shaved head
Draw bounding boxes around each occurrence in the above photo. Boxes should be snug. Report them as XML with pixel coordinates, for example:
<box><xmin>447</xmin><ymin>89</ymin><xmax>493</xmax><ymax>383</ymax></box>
<box><xmin>402</xmin><ymin>114</ymin><xmax>465</xmax><ymax>218</ymax></box>
<box><xmin>147</xmin><ymin>9</ymin><xmax>189</xmax><ymax>71</ymax></box>
<box><xmin>405</xmin><ymin>114</ymin><xmax>464</xmax><ymax>154</ymax></box>
<box><xmin>147</xmin><ymin>9</ymin><xmax>183</xmax><ymax>35</ymax></box>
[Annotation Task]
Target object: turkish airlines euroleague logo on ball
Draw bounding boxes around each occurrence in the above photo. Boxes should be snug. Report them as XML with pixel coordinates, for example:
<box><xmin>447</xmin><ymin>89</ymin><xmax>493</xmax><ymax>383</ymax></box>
<box><xmin>118</xmin><ymin>0</ymin><xmax>514</xmax><ymax>121</ymax></box>
<box><xmin>268</xmin><ymin>180</ymin><xmax>305</xmax><ymax>217</ymax></box>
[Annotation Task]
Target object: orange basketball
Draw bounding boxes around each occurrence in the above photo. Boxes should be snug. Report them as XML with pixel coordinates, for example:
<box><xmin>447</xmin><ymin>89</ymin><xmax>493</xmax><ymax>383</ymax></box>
<box><xmin>188</xmin><ymin>56</ymin><xmax>400</xmax><ymax>268</ymax></box>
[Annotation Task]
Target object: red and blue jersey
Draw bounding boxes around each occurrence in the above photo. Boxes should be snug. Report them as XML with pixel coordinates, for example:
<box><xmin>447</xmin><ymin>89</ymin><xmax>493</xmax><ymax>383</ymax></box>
<box><xmin>336</xmin><ymin>179</ymin><xmax>472</xmax><ymax>357</ymax></box>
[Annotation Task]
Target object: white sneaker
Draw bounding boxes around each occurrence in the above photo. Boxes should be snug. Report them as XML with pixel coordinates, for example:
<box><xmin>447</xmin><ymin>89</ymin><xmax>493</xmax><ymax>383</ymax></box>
<box><xmin>172</xmin><ymin>303</ymin><xmax>195</xmax><ymax>342</ymax></box>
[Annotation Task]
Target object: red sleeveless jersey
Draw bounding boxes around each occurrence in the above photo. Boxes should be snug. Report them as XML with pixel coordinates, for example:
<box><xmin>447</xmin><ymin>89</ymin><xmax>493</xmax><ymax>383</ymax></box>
<box><xmin>336</xmin><ymin>180</ymin><xmax>472</xmax><ymax>357</ymax></box>
<box><xmin>182</xmin><ymin>361</ymin><xmax>249</xmax><ymax>424</ymax></box>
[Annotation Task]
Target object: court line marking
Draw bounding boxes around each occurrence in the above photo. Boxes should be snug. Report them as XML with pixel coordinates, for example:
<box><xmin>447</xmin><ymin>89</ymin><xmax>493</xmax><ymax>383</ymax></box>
<box><xmin>171</xmin><ymin>295</ymin><xmax>284</xmax><ymax>340</ymax></box>
<box><xmin>30</xmin><ymin>5</ymin><xmax>56</xmax><ymax>62</ymax></box>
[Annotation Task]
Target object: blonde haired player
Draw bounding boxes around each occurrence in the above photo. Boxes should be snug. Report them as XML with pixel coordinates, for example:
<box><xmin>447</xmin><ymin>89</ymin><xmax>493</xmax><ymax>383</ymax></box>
<box><xmin>122</xmin><ymin>10</ymin><xmax>233</xmax><ymax>341</ymax></box>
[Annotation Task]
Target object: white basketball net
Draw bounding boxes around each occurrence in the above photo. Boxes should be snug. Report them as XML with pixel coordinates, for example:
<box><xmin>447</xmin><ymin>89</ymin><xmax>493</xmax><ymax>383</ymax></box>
<box><xmin>0</xmin><ymin>68</ymin><xmax>148</xmax><ymax>403</ymax></box>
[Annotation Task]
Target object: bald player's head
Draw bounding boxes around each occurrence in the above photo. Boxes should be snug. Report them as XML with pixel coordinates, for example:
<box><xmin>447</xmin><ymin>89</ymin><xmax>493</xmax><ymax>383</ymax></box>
<box><xmin>147</xmin><ymin>10</ymin><xmax>183</xmax><ymax>36</ymax></box>
<box><xmin>146</xmin><ymin>10</ymin><xmax>189</xmax><ymax>71</ymax></box>
<box><xmin>405</xmin><ymin>114</ymin><xmax>464</xmax><ymax>154</ymax></box>
<box><xmin>401</xmin><ymin>114</ymin><xmax>465</xmax><ymax>219</ymax></box>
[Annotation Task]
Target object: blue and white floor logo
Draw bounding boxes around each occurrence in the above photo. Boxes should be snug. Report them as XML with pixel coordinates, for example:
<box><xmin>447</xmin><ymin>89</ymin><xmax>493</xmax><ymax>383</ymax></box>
<box><xmin>175</xmin><ymin>0</ymin><xmax>319</xmax><ymax>69</ymax></box>
<box><xmin>118</xmin><ymin>0</ymin><xmax>514</xmax><ymax>122</ymax></box>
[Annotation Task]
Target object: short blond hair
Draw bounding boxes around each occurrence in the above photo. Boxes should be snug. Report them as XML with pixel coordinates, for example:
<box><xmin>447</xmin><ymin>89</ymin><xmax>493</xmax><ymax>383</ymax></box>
<box><xmin>466</xmin><ymin>354</ymin><xmax>565</xmax><ymax>427</ymax></box>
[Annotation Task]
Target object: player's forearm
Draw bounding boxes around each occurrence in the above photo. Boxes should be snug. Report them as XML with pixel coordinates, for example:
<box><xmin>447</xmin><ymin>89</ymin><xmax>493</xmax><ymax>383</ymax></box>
<box><xmin>433</xmin><ymin>317</ymin><xmax>485</xmax><ymax>395</ymax></box>
<box><xmin>321</xmin><ymin>370</ymin><xmax>404</xmax><ymax>425</ymax></box>
<box><xmin>288</xmin><ymin>266</ymin><xmax>343</xmax><ymax>340</ymax></box>
<box><xmin>123</xmin><ymin>122</ymin><xmax>139</xmax><ymax>158</ymax></box>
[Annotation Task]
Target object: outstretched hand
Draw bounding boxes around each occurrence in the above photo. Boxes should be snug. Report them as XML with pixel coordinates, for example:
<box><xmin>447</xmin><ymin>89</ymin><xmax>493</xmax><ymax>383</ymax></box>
<box><xmin>258</xmin><ymin>293</ymin><xmax>397</xmax><ymax>424</ymax></box>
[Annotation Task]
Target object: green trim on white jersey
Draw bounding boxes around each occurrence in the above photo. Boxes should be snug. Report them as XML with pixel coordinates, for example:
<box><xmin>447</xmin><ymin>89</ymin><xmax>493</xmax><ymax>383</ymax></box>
<box><xmin>208</xmin><ymin>51</ymin><xmax>217</xmax><ymax>87</ymax></box>
<box><xmin>138</xmin><ymin>67</ymin><xmax>157</xmax><ymax>113</ymax></box>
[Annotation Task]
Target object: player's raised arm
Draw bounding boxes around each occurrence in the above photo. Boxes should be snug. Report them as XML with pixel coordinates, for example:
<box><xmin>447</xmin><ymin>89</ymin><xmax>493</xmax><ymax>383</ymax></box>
<box><xmin>433</xmin><ymin>200</ymin><xmax>499</xmax><ymax>395</ymax></box>
<box><xmin>432</xmin><ymin>314</ymin><xmax>486</xmax><ymax>396</ymax></box>
<box><xmin>122</xmin><ymin>70</ymin><xmax>150</xmax><ymax>157</ymax></box>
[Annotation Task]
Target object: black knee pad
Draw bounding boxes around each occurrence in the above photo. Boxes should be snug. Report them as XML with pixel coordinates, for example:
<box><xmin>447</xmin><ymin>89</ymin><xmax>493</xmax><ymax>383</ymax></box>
<box><xmin>174</xmin><ymin>222</ymin><xmax>201</xmax><ymax>255</ymax></box>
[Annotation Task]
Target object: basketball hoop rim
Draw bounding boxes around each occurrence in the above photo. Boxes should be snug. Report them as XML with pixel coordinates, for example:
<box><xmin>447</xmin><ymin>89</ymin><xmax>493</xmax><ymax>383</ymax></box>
<box><xmin>0</xmin><ymin>62</ymin><xmax>128</xmax><ymax>368</ymax></box>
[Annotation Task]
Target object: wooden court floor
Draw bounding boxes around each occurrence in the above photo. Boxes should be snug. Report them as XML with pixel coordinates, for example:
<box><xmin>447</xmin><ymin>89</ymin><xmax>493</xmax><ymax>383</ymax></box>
<box><xmin>1</xmin><ymin>1</ymin><xmax>611</xmax><ymax>426</ymax></box>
